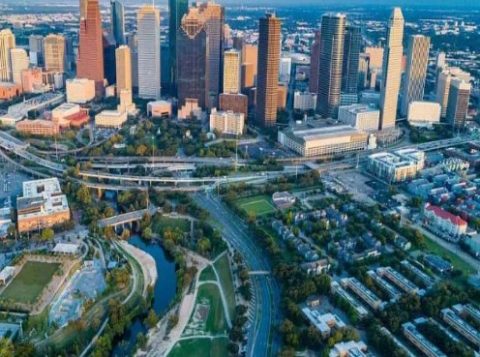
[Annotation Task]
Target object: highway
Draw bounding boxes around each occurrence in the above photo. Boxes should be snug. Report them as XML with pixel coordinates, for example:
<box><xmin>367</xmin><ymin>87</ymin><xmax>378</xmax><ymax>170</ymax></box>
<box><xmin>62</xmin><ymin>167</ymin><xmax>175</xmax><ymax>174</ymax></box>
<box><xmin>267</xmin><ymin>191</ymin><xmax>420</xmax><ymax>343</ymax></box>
<box><xmin>194</xmin><ymin>193</ymin><xmax>281</xmax><ymax>357</ymax></box>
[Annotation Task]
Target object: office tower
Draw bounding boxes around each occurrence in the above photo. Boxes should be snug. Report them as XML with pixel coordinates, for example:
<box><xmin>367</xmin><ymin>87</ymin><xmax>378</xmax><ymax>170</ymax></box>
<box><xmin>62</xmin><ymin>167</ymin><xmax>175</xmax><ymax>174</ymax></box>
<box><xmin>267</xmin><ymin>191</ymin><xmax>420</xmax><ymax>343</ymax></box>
<box><xmin>400</xmin><ymin>35</ymin><xmax>430</xmax><ymax>117</ymax></box>
<box><xmin>177</xmin><ymin>7</ymin><xmax>208</xmax><ymax>109</ymax></box>
<box><xmin>342</xmin><ymin>25</ymin><xmax>362</xmax><ymax>94</ymax></box>
<box><xmin>436</xmin><ymin>67</ymin><xmax>471</xmax><ymax>118</ymax></box>
<box><xmin>446</xmin><ymin>78</ymin><xmax>471</xmax><ymax>129</ymax></box>
<box><xmin>198</xmin><ymin>2</ymin><xmax>225</xmax><ymax>108</ymax></box>
<box><xmin>280</xmin><ymin>57</ymin><xmax>292</xmax><ymax>83</ymax></box>
<box><xmin>168</xmin><ymin>0</ymin><xmax>189</xmax><ymax>95</ymax></box>
<box><xmin>365</xmin><ymin>46</ymin><xmax>384</xmax><ymax>70</ymax></box>
<box><xmin>29</xmin><ymin>35</ymin><xmax>44</xmax><ymax>67</ymax></box>
<box><xmin>232</xmin><ymin>35</ymin><xmax>244</xmax><ymax>51</ymax></box>
<box><xmin>77</xmin><ymin>0</ymin><xmax>105</xmax><ymax>96</ymax></box>
<box><xmin>358</xmin><ymin>53</ymin><xmax>369</xmax><ymax>89</ymax></box>
<box><xmin>137</xmin><ymin>4</ymin><xmax>161</xmax><ymax>99</ymax></box>
<box><xmin>44</xmin><ymin>34</ymin><xmax>66</xmax><ymax>73</ymax></box>
<box><xmin>65</xmin><ymin>36</ymin><xmax>75</xmax><ymax>72</ymax></box>
<box><xmin>0</xmin><ymin>29</ymin><xmax>15</xmax><ymax>82</ymax></box>
<box><xmin>126</xmin><ymin>34</ymin><xmax>139</xmax><ymax>89</ymax></box>
<box><xmin>436</xmin><ymin>51</ymin><xmax>446</xmax><ymax>70</ymax></box>
<box><xmin>309</xmin><ymin>30</ymin><xmax>321</xmax><ymax>94</ymax></box>
<box><xmin>110</xmin><ymin>0</ymin><xmax>126</xmax><ymax>46</ymax></box>
<box><xmin>10</xmin><ymin>48</ymin><xmax>29</xmax><ymax>85</ymax></box>
<box><xmin>103</xmin><ymin>33</ymin><xmax>117</xmax><ymax>85</ymax></box>
<box><xmin>115</xmin><ymin>45</ymin><xmax>132</xmax><ymax>97</ymax></box>
<box><xmin>316</xmin><ymin>13</ymin><xmax>346</xmax><ymax>118</ymax></box>
<box><xmin>241</xmin><ymin>44</ymin><xmax>258</xmax><ymax>90</ymax></box>
<box><xmin>379</xmin><ymin>7</ymin><xmax>404</xmax><ymax>130</ymax></box>
<box><xmin>80</xmin><ymin>0</ymin><xmax>88</xmax><ymax>19</ymax></box>
<box><xmin>256</xmin><ymin>13</ymin><xmax>281</xmax><ymax>127</ymax></box>
<box><xmin>223</xmin><ymin>49</ymin><xmax>241</xmax><ymax>94</ymax></box>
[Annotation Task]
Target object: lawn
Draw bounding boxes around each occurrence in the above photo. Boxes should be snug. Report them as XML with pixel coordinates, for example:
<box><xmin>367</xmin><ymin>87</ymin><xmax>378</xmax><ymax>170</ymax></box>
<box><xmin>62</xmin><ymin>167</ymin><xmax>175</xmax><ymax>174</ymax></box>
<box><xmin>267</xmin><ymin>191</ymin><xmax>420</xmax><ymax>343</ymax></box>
<box><xmin>235</xmin><ymin>195</ymin><xmax>276</xmax><ymax>216</ymax></box>
<box><xmin>213</xmin><ymin>254</ymin><xmax>236</xmax><ymax>320</ymax></box>
<box><xmin>195</xmin><ymin>283</ymin><xmax>227</xmax><ymax>334</ymax></box>
<box><xmin>1</xmin><ymin>261</ymin><xmax>60</xmax><ymax>304</ymax></box>
<box><xmin>169</xmin><ymin>337</ymin><xmax>229</xmax><ymax>357</ymax></box>
<box><xmin>423</xmin><ymin>238</ymin><xmax>475</xmax><ymax>276</ymax></box>
<box><xmin>153</xmin><ymin>216</ymin><xmax>190</xmax><ymax>234</ymax></box>
<box><xmin>199</xmin><ymin>265</ymin><xmax>216</xmax><ymax>282</ymax></box>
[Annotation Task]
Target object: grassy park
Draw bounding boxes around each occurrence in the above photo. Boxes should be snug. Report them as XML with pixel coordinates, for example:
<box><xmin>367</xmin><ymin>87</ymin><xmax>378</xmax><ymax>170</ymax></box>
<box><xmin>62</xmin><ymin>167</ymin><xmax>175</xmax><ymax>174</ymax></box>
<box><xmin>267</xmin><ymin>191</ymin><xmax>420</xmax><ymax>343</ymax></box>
<box><xmin>235</xmin><ymin>195</ymin><xmax>276</xmax><ymax>216</ymax></box>
<box><xmin>169</xmin><ymin>337</ymin><xmax>229</xmax><ymax>357</ymax></box>
<box><xmin>1</xmin><ymin>261</ymin><xmax>60</xmax><ymax>304</ymax></box>
<box><xmin>213</xmin><ymin>255</ymin><xmax>236</xmax><ymax>320</ymax></box>
<box><xmin>153</xmin><ymin>216</ymin><xmax>191</xmax><ymax>234</ymax></box>
<box><xmin>199</xmin><ymin>265</ymin><xmax>216</xmax><ymax>282</ymax></box>
<box><xmin>195</xmin><ymin>283</ymin><xmax>227</xmax><ymax>334</ymax></box>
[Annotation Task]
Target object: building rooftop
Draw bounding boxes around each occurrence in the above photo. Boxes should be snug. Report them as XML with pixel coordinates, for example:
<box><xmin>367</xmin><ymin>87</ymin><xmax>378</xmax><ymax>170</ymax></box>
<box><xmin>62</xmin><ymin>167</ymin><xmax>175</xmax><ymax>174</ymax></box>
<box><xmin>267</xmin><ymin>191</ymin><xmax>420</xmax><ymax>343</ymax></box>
<box><xmin>425</xmin><ymin>204</ymin><xmax>467</xmax><ymax>227</ymax></box>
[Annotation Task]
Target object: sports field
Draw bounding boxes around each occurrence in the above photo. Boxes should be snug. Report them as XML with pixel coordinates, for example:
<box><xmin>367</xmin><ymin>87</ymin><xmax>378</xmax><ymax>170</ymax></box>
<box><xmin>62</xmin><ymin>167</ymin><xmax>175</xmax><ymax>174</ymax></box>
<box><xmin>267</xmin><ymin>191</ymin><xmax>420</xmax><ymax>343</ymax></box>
<box><xmin>1</xmin><ymin>261</ymin><xmax>60</xmax><ymax>304</ymax></box>
<box><xmin>235</xmin><ymin>195</ymin><xmax>276</xmax><ymax>216</ymax></box>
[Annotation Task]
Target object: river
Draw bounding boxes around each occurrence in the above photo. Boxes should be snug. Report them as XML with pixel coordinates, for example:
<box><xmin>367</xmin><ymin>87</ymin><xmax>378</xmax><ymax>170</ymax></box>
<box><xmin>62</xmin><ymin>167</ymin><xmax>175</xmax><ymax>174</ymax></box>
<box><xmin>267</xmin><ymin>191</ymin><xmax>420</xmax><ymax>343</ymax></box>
<box><xmin>111</xmin><ymin>235</ymin><xmax>177</xmax><ymax>356</ymax></box>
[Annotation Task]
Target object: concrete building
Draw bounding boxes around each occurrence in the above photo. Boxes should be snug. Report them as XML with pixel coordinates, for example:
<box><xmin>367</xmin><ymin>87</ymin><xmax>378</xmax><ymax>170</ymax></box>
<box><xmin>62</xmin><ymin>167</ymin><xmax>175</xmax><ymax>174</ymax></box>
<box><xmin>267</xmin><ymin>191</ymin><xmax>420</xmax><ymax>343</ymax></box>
<box><xmin>115</xmin><ymin>45</ymin><xmax>132</xmax><ymax>97</ymax></box>
<box><xmin>51</xmin><ymin>102</ymin><xmax>89</xmax><ymax>128</ymax></box>
<box><xmin>424</xmin><ymin>204</ymin><xmax>467</xmax><ymax>237</ymax></box>
<box><xmin>21</xmin><ymin>68</ymin><xmax>44</xmax><ymax>93</ymax></box>
<box><xmin>29</xmin><ymin>34</ymin><xmax>44</xmax><ymax>66</ymax></box>
<box><xmin>223</xmin><ymin>49</ymin><xmax>241</xmax><ymax>94</ymax></box>
<box><xmin>316</xmin><ymin>13</ymin><xmax>346</xmax><ymax>118</ymax></box>
<box><xmin>77</xmin><ymin>0</ymin><xmax>105</xmax><ymax>96</ymax></box>
<box><xmin>66</xmin><ymin>78</ymin><xmax>95</xmax><ymax>104</ymax></box>
<box><xmin>0</xmin><ymin>82</ymin><xmax>21</xmax><ymax>100</ymax></box>
<box><xmin>0</xmin><ymin>29</ymin><xmax>15</xmax><ymax>82</ymax></box>
<box><xmin>256</xmin><ymin>13</ymin><xmax>281</xmax><ymax>127</ymax></box>
<box><xmin>147</xmin><ymin>100</ymin><xmax>172</xmax><ymax>118</ymax></box>
<box><xmin>341</xmin><ymin>277</ymin><xmax>385</xmax><ymax>311</ymax></box>
<box><xmin>436</xmin><ymin>67</ymin><xmax>471</xmax><ymax>118</ymax></box>
<box><xmin>401</xmin><ymin>35</ymin><xmax>430</xmax><ymax>117</ymax></box>
<box><xmin>209</xmin><ymin>109</ymin><xmax>245</xmax><ymax>136</ymax></box>
<box><xmin>294</xmin><ymin>92</ymin><xmax>317</xmax><ymax>111</ymax></box>
<box><xmin>178</xmin><ymin>98</ymin><xmax>205</xmax><ymax>120</ymax></box>
<box><xmin>441</xmin><ymin>308</ymin><xmax>480</xmax><ymax>347</ymax></box>
<box><xmin>446</xmin><ymin>78</ymin><xmax>471</xmax><ymax>129</ymax></box>
<box><xmin>278</xmin><ymin>124</ymin><xmax>375</xmax><ymax>157</ymax></box>
<box><xmin>95</xmin><ymin>110</ymin><xmax>127</xmax><ymax>128</ymax></box>
<box><xmin>241</xmin><ymin>44</ymin><xmax>258</xmax><ymax>90</ymax></box>
<box><xmin>219</xmin><ymin>93</ymin><xmax>248</xmax><ymax>118</ymax></box>
<box><xmin>377</xmin><ymin>267</ymin><xmax>422</xmax><ymax>295</ymax></box>
<box><xmin>137</xmin><ymin>4</ymin><xmax>161</xmax><ymax>99</ymax></box>
<box><xmin>331</xmin><ymin>281</ymin><xmax>369</xmax><ymax>318</ymax></box>
<box><xmin>44</xmin><ymin>34</ymin><xmax>66</xmax><ymax>73</ymax></box>
<box><xmin>329</xmin><ymin>340</ymin><xmax>368</xmax><ymax>357</ymax></box>
<box><xmin>117</xmin><ymin>88</ymin><xmax>136</xmax><ymax>115</ymax></box>
<box><xmin>402</xmin><ymin>322</ymin><xmax>446</xmax><ymax>357</ymax></box>
<box><xmin>407</xmin><ymin>101</ymin><xmax>441</xmax><ymax>126</ymax></box>
<box><xmin>301</xmin><ymin>308</ymin><xmax>346</xmax><ymax>338</ymax></box>
<box><xmin>17</xmin><ymin>178</ymin><xmax>70</xmax><ymax>233</ymax></box>
<box><xmin>277</xmin><ymin>84</ymin><xmax>288</xmax><ymax>110</ymax></box>
<box><xmin>379</xmin><ymin>8</ymin><xmax>404</xmax><ymax>130</ymax></box>
<box><xmin>16</xmin><ymin>118</ymin><xmax>60</xmax><ymax>137</ymax></box>
<box><xmin>338</xmin><ymin>104</ymin><xmax>380</xmax><ymax>132</ymax></box>
<box><xmin>9</xmin><ymin>49</ymin><xmax>29</xmax><ymax>85</ymax></box>
<box><xmin>367</xmin><ymin>148</ymin><xmax>425</xmax><ymax>183</ymax></box>
<box><xmin>279</xmin><ymin>56</ymin><xmax>292</xmax><ymax>83</ymax></box>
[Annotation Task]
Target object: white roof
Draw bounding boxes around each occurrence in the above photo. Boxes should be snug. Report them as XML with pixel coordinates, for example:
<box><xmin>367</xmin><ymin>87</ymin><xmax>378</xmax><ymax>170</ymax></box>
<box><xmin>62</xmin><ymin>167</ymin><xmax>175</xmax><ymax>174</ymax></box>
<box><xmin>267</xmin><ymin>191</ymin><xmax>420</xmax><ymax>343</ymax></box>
<box><xmin>53</xmin><ymin>243</ymin><xmax>79</xmax><ymax>254</ymax></box>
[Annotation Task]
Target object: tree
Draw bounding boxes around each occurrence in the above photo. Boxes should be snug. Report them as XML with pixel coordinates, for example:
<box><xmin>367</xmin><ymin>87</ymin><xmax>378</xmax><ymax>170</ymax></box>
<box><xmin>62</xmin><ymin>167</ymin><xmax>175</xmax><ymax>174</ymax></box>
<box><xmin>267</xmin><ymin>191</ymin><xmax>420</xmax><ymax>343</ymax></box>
<box><xmin>0</xmin><ymin>339</ymin><xmax>14</xmax><ymax>357</ymax></box>
<box><xmin>40</xmin><ymin>228</ymin><xmax>55</xmax><ymax>241</ymax></box>
<box><xmin>76</xmin><ymin>185</ymin><xmax>92</xmax><ymax>205</ymax></box>
<box><xmin>142</xmin><ymin>227</ymin><xmax>154</xmax><ymax>241</ymax></box>
<box><xmin>144</xmin><ymin>309</ymin><xmax>158</xmax><ymax>329</ymax></box>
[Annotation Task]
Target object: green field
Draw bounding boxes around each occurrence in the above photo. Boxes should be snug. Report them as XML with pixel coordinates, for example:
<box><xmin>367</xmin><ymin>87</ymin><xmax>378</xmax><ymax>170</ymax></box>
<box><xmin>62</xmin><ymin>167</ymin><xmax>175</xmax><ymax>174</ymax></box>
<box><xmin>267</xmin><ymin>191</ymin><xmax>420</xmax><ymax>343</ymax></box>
<box><xmin>423</xmin><ymin>238</ymin><xmax>475</xmax><ymax>276</ymax></box>
<box><xmin>235</xmin><ymin>195</ymin><xmax>276</xmax><ymax>216</ymax></box>
<box><xmin>153</xmin><ymin>216</ymin><xmax>191</xmax><ymax>233</ymax></box>
<box><xmin>213</xmin><ymin>255</ymin><xmax>236</xmax><ymax>320</ymax></box>
<box><xmin>199</xmin><ymin>265</ymin><xmax>216</xmax><ymax>282</ymax></box>
<box><xmin>195</xmin><ymin>283</ymin><xmax>227</xmax><ymax>334</ymax></box>
<box><xmin>1</xmin><ymin>261</ymin><xmax>60</xmax><ymax>304</ymax></box>
<box><xmin>169</xmin><ymin>337</ymin><xmax>229</xmax><ymax>357</ymax></box>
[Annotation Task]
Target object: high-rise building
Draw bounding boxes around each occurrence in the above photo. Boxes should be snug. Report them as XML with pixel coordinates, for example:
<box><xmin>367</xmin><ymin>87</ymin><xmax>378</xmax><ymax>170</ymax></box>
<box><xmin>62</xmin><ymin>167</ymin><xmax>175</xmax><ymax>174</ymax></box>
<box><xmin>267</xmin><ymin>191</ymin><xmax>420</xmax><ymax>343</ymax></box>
<box><xmin>137</xmin><ymin>4</ymin><xmax>161</xmax><ymax>99</ymax></box>
<box><xmin>168</xmin><ymin>0</ymin><xmax>189</xmax><ymax>95</ymax></box>
<box><xmin>44</xmin><ymin>34</ymin><xmax>66</xmax><ymax>73</ymax></box>
<box><xmin>316</xmin><ymin>13</ymin><xmax>346</xmax><ymax>118</ymax></box>
<box><xmin>198</xmin><ymin>2</ymin><xmax>225</xmax><ymax>108</ymax></box>
<box><xmin>342</xmin><ymin>25</ymin><xmax>362</xmax><ymax>94</ymax></box>
<box><xmin>280</xmin><ymin>57</ymin><xmax>292</xmax><ymax>83</ymax></box>
<box><xmin>379</xmin><ymin>7</ymin><xmax>404</xmax><ymax>130</ymax></box>
<box><xmin>77</xmin><ymin>0</ymin><xmax>105</xmax><ymax>96</ymax></box>
<box><xmin>126</xmin><ymin>33</ymin><xmax>139</xmax><ymax>90</ymax></box>
<box><xmin>223</xmin><ymin>49</ymin><xmax>241</xmax><ymax>94</ymax></box>
<box><xmin>309</xmin><ymin>31</ymin><xmax>321</xmax><ymax>94</ymax></box>
<box><xmin>103</xmin><ymin>32</ymin><xmax>117</xmax><ymax>86</ymax></box>
<box><xmin>28</xmin><ymin>35</ymin><xmax>44</xmax><ymax>67</ymax></box>
<box><xmin>400</xmin><ymin>35</ymin><xmax>430</xmax><ymax>117</ymax></box>
<box><xmin>241</xmin><ymin>44</ymin><xmax>258</xmax><ymax>90</ymax></box>
<box><xmin>10</xmin><ymin>48</ymin><xmax>29</xmax><ymax>85</ymax></box>
<box><xmin>436</xmin><ymin>51</ymin><xmax>446</xmax><ymax>70</ymax></box>
<box><xmin>177</xmin><ymin>7</ymin><xmax>208</xmax><ymax>109</ymax></box>
<box><xmin>256</xmin><ymin>13</ymin><xmax>281</xmax><ymax>127</ymax></box>
<box><xmin>80</xmin><ymin>0</ymin><xmax>88</xmax><ymax>19</ymax></box>
<box><xmin>0</xmin><ymin>29</ymin><xmax>15</xmax><ymax>82</ymax></box>
<box><xmin>436</xmin><ymin>67</ymin><xmax>471</xmax><ymax>118</ymax></box>
<box><xmin>110</xmin><ymin>0</ymin><xmax>126</xmax><ymax>46</ymax></box>
<box><xmin>115</xmin><ymin>45</ymin><xmax>132</xmax><ymax>97</ymax></box>
<box><xmin>446</xmin><ymin>78</ymin><xmax>471</xmax><ymax>129</ymax></box>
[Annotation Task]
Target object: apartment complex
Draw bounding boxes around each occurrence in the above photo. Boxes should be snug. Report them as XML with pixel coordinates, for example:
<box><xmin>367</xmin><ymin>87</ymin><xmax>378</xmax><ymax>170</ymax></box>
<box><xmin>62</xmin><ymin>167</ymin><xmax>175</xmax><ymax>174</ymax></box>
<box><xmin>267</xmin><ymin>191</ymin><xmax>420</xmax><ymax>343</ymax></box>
<box><xmin>367</xmin><ymin>148</ymin><xmax>425</xmax><ymax>183</ymax></box>
<box><xmin>209</xmin><ymin>109</ymin><xmax>245</xmax><ymax>136</ymax></box>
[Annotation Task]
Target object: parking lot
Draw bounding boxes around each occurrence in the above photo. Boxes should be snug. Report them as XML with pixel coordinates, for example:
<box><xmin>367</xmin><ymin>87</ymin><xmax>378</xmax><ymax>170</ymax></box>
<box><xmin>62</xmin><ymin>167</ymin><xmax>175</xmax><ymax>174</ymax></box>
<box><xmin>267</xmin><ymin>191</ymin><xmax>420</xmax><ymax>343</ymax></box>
<box><xmin>0</xmin><ymin>162</ymin><xmax>32</xmax><ymax>200</ymax></box>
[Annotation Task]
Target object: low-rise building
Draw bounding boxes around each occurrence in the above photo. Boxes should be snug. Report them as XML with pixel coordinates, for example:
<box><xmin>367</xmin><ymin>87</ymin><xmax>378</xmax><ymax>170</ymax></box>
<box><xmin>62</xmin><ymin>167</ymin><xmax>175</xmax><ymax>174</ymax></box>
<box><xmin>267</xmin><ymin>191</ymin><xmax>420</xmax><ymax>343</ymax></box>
<box><xmin>367</xmin><ymin>149</ymin><xmax>425</xmax><ymax>183</ymax></box>
<box><xmin>178</xmin><ymin>98</ymin><xmax>205</xmax><ymax>120</ymax></box>
<box><xmin>52</xmin><ymin>243</ymin><xmax>80</xmax><ymax>255</ymax></box>
<box><xmin>377</xmin><ymin>267</ymin><xmax>423</xmax><ymax>295</ymax></box>
<box><xmin>442</xmin><ymin>308</ymin><xmax>480</xmax><ymax>347</ymax></box>
<box><xmin>338</xmin><ymin>104</ymin><xmax>380</xmax><ymax>132</ymax></box>
<box><xmin>17</xmin><ymin>178</ymin><xmax>70</xmax><ymax>233</ymax></box>
<box><xmin>0</xmin><ymin>267</ymin><xmax>15</xmax><ymax>285</ymax></box>
<box><xmin>329</xmin><ymin>340</ymin><xmax>368</xmax><ymax>357</ymax></box>
<box><xmin>95</xmin><ymin>110</ymin><xmax>127</xmax><ymax>128</ymax></box>
<box><xmin>272</xmin><ymin>191</ymin><xmax>296</xmax><ymax>209</ymax></box>
<box><xmin>147</xmin><ymin>100</ymin><xmax>172</xmax><ymax>118</ymax></box>
<box><xmin>302</xmin><ymin>308</ymin><xmax>346</xmax><ymax>338</ymax></box>
<box><xmin>424</xmin><ymin>203</ymin><xmax>467</xmax><ymax>238</ymax></box>
<box><xmin>209</xmin><ymin>109</ymin><xmax>245</xmax><ymax>136</ymax></box>
<box><xmin>294</xmin><ymin>91</ymin><xmax>317</xmax><ymax>111</ymax></box>
<box><xmin>402</xmin><ymin>322</ymin><xmax>447</xmax><ymax>357</ymax></box>
<box><xmin>16</xmin><ymin>118</ymin><xmax>60</xmax><ymax>137</ymax></box>
<box><xmin>51</xmin><ymin>103</ymin><xmax>89</xmax><ymax>128</ymax></box>
<box><xmin>341</xmin><ymin>277</ymin><xmax>385</xmax><ymax>311</ymax></box>
<box><xmin>66</xmin><ymin>78</ymin><xmax>95</xmax><ymax>104</ymax></box>
<box><xmin>278</xmin><ymin>124</ymin><xmax>375</xmax><ymax>157</ymax></box>
<box><xmin>0</xmin><ymin>82</ymin><xmax>21</xmax><ymax>100</ymax></box>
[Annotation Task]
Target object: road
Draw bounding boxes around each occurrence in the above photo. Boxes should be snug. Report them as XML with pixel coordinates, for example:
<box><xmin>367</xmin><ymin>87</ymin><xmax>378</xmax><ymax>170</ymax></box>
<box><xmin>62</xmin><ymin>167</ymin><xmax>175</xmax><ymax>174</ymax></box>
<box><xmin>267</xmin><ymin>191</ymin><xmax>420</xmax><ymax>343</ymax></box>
<box><xmin>194</xmin><ymin>193</ymin><xmax>281</xmax><ymax>357</ymax></box>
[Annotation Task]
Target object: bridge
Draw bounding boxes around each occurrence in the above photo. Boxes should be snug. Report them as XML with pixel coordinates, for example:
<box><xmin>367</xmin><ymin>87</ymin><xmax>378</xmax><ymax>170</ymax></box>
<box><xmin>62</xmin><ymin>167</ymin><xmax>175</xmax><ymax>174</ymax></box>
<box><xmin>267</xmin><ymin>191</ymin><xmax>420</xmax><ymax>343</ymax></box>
<box><xmin>98</xmin><ymin>206</ymin><xmax>158</xmax><ymax>228</ymax></box>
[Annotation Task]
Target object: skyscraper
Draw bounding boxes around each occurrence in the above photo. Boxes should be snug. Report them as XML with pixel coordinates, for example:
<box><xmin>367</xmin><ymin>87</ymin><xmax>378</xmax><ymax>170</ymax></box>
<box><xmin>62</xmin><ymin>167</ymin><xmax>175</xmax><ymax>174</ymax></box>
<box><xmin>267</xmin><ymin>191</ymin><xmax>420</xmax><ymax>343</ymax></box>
<box><xmin>0</xmin><ymin>29</ymin><xmax>15</xmax><ymax>82</ymax></box>
<box><xmin>137</xmin><ymin>4</ymin><xmax>161</xmax><ymax>99</ymax></box>
<box><xmin>400</xmin><ymin>35</ymin><xmax>430</xmax><ymax>117</ymax></box>
<box><xmin>223</xmin><ymin>49</ymin><xmax>241</xmax><ymax>94</ymax></box>
<box><xmin>177</xmin><ymin>7</ymin><xmax>208</xmax><ymax>109</ymax></box>
<box><xmin>241</xmin><ymin>44</ymin><xmax>258</xmax><ymax>90</ymax></box>
<box><xmin>77</xmin><ymin>0</ymin><xmax>105</xmax><ymax>96</ymax></box>
<box><xmin>115</xmin><ymin>45</ymin><xmax>132</xmax><ymax>97</ymax></box>
<box><xmin>436</xmin><ymin>67</ymin><xmax>471</xmax><ymax>118</ymax></box>
<box><xmin>446</xmin><ymin>78</ymin><xmax>471</xmax><ymax>129</ymax></box>
<box><xmin>309</xmin><ymin>31</ymin><xmax>321</xmax><ymax>94</ymax></box>
<box><xmin>198</xmin><ymin>2</ymin><xmax>225</xmax><ymax>109</ymax></box>
<box><xmin>256</xmin><ymin>12</ymin><xmax>281</xmax><ymax>127</ymax></box>
<box><xmin>316</xmin><ymin>13</ymin><xmax>346</xmax><ymax>118</ymax></box>
<box><xmin>342</xmin><ymin>25</ymin><xmax>362</xmax><ymax>94</ymax></box>
<box><xmin>10</xmin><ymin>48</ymin><xmax>29</xmax><ymax>85</ymax></box>
<box><xmin>379</xmin><ymin>7</ymin><xmax>404</xmax><ymax>130</ymax></box>
<box><xmin>44</xmin><ymin>34</ymin><xmax>66</xmax><ymax>73</ymax></box>
<box><xmin>126</xmin><ymin>33</ymin><xmax>139</xmax><ymax>90</ymax></box>
<box><xmin>111</xmin><ymin>0</ymin><xmax>126</xmax><ymax>46</ymax></box>
<box><xmin>103</xmin><ymin>33</ymin><xmax>117</xmax><ymax>86</ymax></box>
<box><xmin>168</xmin><ymin>0</ymin><xmax>189</xmax><ymax>95</ymax></box>
<box><xmin>80</xmin><ymin>0</ymin><xmax>88</xmax><ymax>19</ymax></box>
<box><xmin>28</xmin><ymin>35</ymin><xmax>44</xmax><ymax>67</ymax></box>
